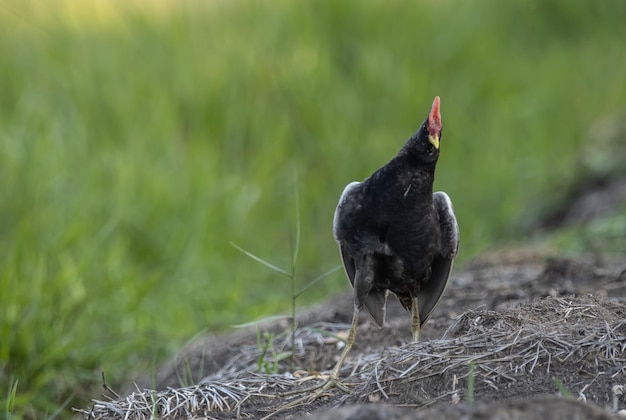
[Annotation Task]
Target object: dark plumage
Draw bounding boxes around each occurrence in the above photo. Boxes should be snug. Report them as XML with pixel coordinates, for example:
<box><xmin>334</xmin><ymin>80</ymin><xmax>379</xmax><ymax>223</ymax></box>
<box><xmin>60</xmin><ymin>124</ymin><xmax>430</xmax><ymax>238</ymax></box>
<box><xmin>285</xmin><ymin>97</ymin><xmax>459</xmax><ymax>404</ymax></box>
<box><xmin>334</xmin><ymin>96</ymin><xmax>458</xmax><ymax>349</ymax></box>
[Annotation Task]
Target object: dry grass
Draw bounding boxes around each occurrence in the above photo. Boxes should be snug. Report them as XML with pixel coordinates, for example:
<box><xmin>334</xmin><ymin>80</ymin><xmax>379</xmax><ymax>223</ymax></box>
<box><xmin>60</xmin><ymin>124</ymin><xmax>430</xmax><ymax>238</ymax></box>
<box><xmin>74</xmin><ymin>295</ymin><xmax>625</xmax><ymax>419</ymax></box>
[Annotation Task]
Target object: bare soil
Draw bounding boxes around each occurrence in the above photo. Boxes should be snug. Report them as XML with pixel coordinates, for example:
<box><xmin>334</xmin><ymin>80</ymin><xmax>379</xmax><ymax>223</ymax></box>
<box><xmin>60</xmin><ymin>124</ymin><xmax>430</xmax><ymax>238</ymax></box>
<box><xmin>79</xmin><ymin>249</ymin><xmax>626</xmax><ymax>419</ymax></box>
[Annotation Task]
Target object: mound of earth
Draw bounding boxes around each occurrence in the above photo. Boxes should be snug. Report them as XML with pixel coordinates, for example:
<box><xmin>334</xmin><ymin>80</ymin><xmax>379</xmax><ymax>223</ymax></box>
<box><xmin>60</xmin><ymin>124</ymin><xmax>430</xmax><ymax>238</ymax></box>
<box><xmin>76</xmin><ymin>252</ymin><xmax>626</xmax><ymax>419</ymax></box>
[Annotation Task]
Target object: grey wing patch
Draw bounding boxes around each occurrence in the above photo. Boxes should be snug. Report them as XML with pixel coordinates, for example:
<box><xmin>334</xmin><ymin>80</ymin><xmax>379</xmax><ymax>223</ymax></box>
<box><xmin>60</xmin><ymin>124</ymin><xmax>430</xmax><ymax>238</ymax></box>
<box><xmin>418</xmin><ymin>191</ymin><xmax>460</xmax><ymax>325</ymax></box>
<box><xmin>433</xmin><ymin>191</ymin><xmax>459</xmax><ymax>258</ymax></box>
<box><xmin>334</xmin><ymin>181</ymin><xmax>361</xmax><ymax>289</ymax></box>
<box><xmin>333</xmin><ymin>181</ymin><xmax>361</xmax><ymax>242</ymax></box>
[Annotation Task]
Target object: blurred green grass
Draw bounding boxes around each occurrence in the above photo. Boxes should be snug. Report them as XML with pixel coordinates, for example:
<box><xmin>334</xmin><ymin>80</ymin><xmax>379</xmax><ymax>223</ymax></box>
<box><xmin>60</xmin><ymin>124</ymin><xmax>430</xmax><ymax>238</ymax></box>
<box><xmin>1</xmin><ymin>0</ymin><xmax>625</xmax><ymax>417</ymax></box>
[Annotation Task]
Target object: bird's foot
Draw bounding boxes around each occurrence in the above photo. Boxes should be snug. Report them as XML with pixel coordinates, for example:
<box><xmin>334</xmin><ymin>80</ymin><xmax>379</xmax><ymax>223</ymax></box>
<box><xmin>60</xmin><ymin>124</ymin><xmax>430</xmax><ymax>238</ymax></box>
<box><xmin>315</xmin><ymin>374</ymin><xmax>351</xmax><ymax>394</ymax></box>
<box><xmin>262</xmin><ymin>307</ymin><xmax>359</xmax><ymax>419</ymax></box>
<box><xmin>283</xmin><ymin>372</ymin><xmax>350</xmax><ymax>398</ymax></box>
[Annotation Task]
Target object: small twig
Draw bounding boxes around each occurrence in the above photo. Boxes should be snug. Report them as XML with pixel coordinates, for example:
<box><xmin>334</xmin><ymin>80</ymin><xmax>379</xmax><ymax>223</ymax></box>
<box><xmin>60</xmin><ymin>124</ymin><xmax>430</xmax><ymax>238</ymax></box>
<box><xmin>102</xmin><ymin>372</ymin><xmax>121</xmax><ymax>399</ymax></box>
<box><xmin>578</xmin><ymin>373</ymin><xmax>601</xmax><ymax>403</ymax></box>
<box><xmin>374</xmin><ymin>360</ymin><xmax>389</xmax><ymax>399</ymax></box>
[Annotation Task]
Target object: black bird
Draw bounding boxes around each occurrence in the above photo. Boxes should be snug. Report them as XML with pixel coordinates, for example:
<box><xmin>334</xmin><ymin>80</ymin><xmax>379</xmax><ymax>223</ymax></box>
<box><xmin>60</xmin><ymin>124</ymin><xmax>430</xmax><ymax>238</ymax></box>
<box><xmin>330</xmin><ymin>96</ymin><xmax>459</xmax><ymax>381</ymax></box>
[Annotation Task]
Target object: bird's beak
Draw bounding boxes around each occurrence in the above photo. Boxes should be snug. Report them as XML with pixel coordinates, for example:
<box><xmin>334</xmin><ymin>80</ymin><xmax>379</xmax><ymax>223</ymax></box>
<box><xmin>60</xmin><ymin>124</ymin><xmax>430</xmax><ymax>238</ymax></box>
<box><xmin>428</xmin><ymin>96</ymin><xmax>442</xmax><ymax>149</ymax></box>
<box><xmin>428</xmin><ymin>133</ymin><xmax>440</xmax><ymax>149</ymax></box>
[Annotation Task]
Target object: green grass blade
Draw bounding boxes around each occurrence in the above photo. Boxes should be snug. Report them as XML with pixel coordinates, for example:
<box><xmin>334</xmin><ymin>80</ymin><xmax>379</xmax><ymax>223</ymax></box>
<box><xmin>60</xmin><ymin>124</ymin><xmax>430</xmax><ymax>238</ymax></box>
<box><xmin>230</xmin><ymin>242</ymin><xmax>292</xmax><ymax>277</ymax></box>
<box><xmin>48</xmin><ymin>393</ymin><xmax>74</xmax><ymax>420</ymax></box>
<box><xmin>291</xmin><ymin>170</ymin><xmax>301</xmax><ymax>270</ymax></box>
<box><xmin>466</xmin><ymin>362</ymin><xmax>475</xmax><ymax>405</ymax></box>
<box><xmin>296</xmin><ymin>265</ymin><xmax>343</xmax><ymax>298</ymax></box>
<box><xmin>231</xmin><ymin>315</ymin><xmax>292</xmax><ymax>329</ymax></box>
<box><xmin>305</xmin><ymin>327</ymin><xmax>347</xmax><ymax>343</ymax></box>
<box><xmin>554</xmin><ymin>378</ymin><xmax>572</xmax><ymax>397</ymax></box>
<box><xmin>6</xmin><ymin>378</ymin><xmax>18</xmax><ymax>418</ymax></box>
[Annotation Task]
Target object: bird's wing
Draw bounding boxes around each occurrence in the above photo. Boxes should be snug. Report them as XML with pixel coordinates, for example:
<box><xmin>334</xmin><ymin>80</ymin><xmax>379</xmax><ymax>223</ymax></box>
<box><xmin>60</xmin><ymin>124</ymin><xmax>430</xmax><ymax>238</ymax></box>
<box><xmin>333</xmin><ymin>181</ymin><xmax>361</xmax><ymax>288</ymax></box>
<box><xmin>418</xmin><ymin>191</ymin><xmax>459</xmax><ymax>325</ymax></box>
<box><xmin>338</xmin><ymin>244</ymin><xmax>357</xmax><ymax>287</ymax></box>
<box><xmin>433</xmin><ymin>191</ymin><xmax>460</xmax><ymax>259</ymax></box>
<box><xmin>340</xmin><ymin>246</ymin><xmax>387</xmax><ymax>327</ymax></box>
<box><xmin>356</xmin><ymin>271</ymin><xmax>388</xmax><ymax>328</ymax></box>
<box><xmin>334</xmin><ymin>181</ymin><xmax>387</xmax><ymax>327</ymax></box>
<box><xmin>332</xmin><ymin>181</ymin><xmax>360</xmax><ymax>242</ymax></box>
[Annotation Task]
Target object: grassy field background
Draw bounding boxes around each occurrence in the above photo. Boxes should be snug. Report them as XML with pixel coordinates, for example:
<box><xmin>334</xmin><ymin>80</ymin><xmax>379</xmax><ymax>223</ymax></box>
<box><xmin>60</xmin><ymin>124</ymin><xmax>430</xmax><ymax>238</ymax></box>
<box><xmin>1</xmin><ymin>0</ymin><xmax>625</xmax><ymax>417</ymax></box>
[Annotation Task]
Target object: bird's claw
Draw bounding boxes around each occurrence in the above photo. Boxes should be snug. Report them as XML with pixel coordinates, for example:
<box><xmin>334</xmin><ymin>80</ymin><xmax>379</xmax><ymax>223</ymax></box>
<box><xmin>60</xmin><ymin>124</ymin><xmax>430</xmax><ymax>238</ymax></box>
<box><xmin>314</xmin><ymin>375</ymin><xmax>351</xmax><ymax>394</ymax></box>
<box><xmin>281</xmin><ymin>374</ymin><xmax>350</xmax><ymax>398</ymax></box>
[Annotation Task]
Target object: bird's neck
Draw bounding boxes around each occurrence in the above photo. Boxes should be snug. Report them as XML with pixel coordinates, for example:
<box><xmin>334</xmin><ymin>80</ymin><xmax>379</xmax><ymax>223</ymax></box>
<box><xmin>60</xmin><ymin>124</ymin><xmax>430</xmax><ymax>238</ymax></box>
<box><xmin>396</xmin><ymin>153</ymin><xmax>436</xmax><ymax>181</ymax></box>
<box><xmin>372</xmin><ymin>156</ymin><xmax>436</xmax><ymax>202</ymax></box>
<box><xmin>401</xmin><ymin>147</ymin><xmax>438</xmax><ymax>173</ymax></box>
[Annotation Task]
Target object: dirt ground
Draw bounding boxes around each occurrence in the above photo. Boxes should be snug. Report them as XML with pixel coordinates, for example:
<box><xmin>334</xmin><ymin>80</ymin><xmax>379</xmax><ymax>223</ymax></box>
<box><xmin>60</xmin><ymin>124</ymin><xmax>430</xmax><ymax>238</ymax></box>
<box><xmin>79</xmin><ymin>247</ymin><xmax>626</xmax><ymax>419</ymax></box>
<box><xmin>76</xmin><ymin>133</ymin><xmax>626</xmax><ymax>420</ymax></box>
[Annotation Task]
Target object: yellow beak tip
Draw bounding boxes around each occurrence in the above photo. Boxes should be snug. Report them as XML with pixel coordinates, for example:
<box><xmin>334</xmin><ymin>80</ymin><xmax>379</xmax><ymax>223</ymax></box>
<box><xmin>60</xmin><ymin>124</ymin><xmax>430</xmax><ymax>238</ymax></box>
<box><xmin>428</xmin><ymin>134</ymin><xmax>440</xmax><ymax>149</ymax></box>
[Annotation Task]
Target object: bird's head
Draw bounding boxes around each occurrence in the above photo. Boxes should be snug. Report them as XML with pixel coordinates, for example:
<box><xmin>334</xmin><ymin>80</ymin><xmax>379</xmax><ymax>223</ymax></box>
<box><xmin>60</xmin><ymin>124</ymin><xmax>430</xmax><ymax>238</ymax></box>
<box><xmin>406</xmin><ymin>96</ymin><xmax>443</xmax><ymax>164</ymax></box>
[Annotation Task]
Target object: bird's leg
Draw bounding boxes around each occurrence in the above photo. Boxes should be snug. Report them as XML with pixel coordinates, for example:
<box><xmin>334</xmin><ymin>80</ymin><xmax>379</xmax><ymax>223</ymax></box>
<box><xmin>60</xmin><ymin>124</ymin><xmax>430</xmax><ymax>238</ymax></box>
<box><xmin>273</xmin><ymin>306</ymin><xmax>359</xmax><ymax>416</ymax></box>
<box><xmin>328</xmin><ymin>305</ymin><xmax>359</xmax><ymax>387</ymax></box>
<box><xmin>411</xmin><ymin>296</ymin><xmax>421</xmax><ymax>342</ymax></box>
<box><xmin>294</xmin><ymin>306</ymin><xmax>360</xmax><ymax>393</ymax></box>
